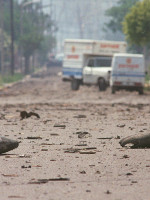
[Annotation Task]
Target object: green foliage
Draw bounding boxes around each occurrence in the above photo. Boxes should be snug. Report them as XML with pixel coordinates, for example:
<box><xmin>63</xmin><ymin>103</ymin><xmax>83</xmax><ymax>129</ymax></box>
<box><xmin>123</xmin><ymin>0</ymin><xmax>150</xmax><ymax>46</ymax></box>
<box><xmin>19</xmin><ymin>3</ymin><xmax>56</xmax><ymax>61</ymax></box>
<box><xmin>105</xmin><ymin>0</ymin><xmax>139</xmax><ymax>33</ymax></box>
<box><xmin>3</xmin><ymin>1</ymin><xmax>21</xmax><ymax>42</ymax></box>
<box><xmin>0</xmin><ymin>73</ymin><xmax>24</xmax><ymax>87</ymax></box>
<box><xmin>2</xmin><ymin>0</ymin><xmax>57</xmax><ymax>74</ymax></box>
<box><xmin>20</xmin><ymin>32</ymin><xmax>43</xmax><ymax>57</ymax></box>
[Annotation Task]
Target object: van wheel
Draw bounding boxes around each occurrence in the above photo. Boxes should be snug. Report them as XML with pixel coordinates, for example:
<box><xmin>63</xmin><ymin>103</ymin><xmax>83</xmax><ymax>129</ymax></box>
<box><xmin>98</xmin><ymin>78</ymin><xmax>106</xmax><ymax>91</ymax></box>
<box><xmin>71</xmin><ymin>79</ymin><xmax>80</xmax><ymax>90</ymax></box>
<box><xmin>111</xmin><ymin>86</ymin><xmax>116</xmax><ymax>94</ymax></box>
<box><xmin>138</xmin><ymin>88</ymin><xmax>144</xmax><ymax>95</ymax></box>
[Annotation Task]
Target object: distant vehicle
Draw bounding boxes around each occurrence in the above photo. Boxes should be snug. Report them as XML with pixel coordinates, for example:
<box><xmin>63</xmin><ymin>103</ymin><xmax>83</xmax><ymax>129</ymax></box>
<box><xmin>62</xmin><ymin>39</ymin><xmax>127</xmax><ymax>91</ymax></box>
<box><xmin>55</xmin><ymin>53</ymin><xmax>64</xmax><ymax>62</ymax></box>
<box><xmin>47</xmin><ymin>53</ymin><xmax>63</xmax><ymax>67</ymax></box>
<box><xmin>110</xmin><ymin>53</ymin><xmax>145</xmax><ymax>95</ymax></box>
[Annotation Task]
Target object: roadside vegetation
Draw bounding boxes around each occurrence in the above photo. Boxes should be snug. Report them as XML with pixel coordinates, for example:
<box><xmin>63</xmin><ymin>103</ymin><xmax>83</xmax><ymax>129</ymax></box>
<box><xmin>0</xmin><ymin>72</ymin><xmax>24</xmax><ymax>87</ymax></box>
<box><xmin>0</xmin><ymin>0</ymin><xmax>57</xmax><ymax>77</ymax></box>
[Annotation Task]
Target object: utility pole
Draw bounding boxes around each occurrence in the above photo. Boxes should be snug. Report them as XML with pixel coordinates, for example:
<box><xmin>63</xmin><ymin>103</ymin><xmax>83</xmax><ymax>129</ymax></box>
<box><xmin>10</xmin><ymin>0</ymin><xmax>14</xmax><ymax>75</ymax></box>
<box><xmin>0</xmin><ymin>0</ymin><xmax>4</xmax><ymax>74</ymax></box>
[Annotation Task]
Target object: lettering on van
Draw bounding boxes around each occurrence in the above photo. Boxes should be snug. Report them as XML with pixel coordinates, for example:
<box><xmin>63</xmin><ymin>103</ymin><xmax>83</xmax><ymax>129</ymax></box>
<box><xmin>119</xmin><ymin>64</ymin><xmax>139</xmax><ymax>68</ymax></box>
<box><xmin>119</xmin><ymin>58</ymin><xmax>139</xmax><ymax>68</ymax></box>
<box><xmin>126</xmin><ymin>58</ymin><xmax>131</xmax><ymax>64</ymax></box>
<box><xmin>67</xmin><ymin>55</ymin><xmax>79</xmax><ymax>59</ymax></box>
<box><xmin>71</xmin><ymin>46</ymin><xmax>76</xmax><ymax>52</ymax></box>
<box><xmin>100</xmin><ymin>44</ymin><xmax>119</xmax><ymax>49</ymax></box>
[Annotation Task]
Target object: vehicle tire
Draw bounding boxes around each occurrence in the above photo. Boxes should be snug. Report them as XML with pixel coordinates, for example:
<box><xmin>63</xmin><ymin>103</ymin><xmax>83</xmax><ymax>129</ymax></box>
<box><xmin>98</xmin><ymin>78</ymin><xmax>106</xmax><ymax>91</ymax></box>
<box><xmin>111</xmin><ymin>86</ymin><xmax>116</xmax><ymax>94</ymax></box>
<box><xmin>71</xmin><ymin>79</ymin><xmax>80</xmax><ymax>90</ymax></box>
<box><xmin>138</xmin><ymin>88</ymin><xmax>144</xmax><ymax>95</ymax></box>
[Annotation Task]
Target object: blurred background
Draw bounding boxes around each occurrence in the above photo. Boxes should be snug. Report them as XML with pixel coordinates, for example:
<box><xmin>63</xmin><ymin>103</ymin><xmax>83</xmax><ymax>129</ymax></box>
<box><xmin>1</xmin><ymin>0</ymin><xmax>149</xmax><ymax>84</ymax></box>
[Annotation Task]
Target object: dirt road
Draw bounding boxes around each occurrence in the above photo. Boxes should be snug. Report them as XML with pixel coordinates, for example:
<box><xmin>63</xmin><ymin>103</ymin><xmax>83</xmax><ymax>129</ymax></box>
<box><xmin>1</xmin><ymin>67</ymin><xmax>150</xmax><ymax>200</ymax></box>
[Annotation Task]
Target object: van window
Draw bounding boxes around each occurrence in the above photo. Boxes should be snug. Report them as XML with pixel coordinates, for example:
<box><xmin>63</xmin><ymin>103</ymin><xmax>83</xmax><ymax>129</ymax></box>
<box><xmin>95</xmin><ymin>57</ymin><xmax>112</xmax><ymax>67</ymax></box>
<box><xmin>87</xmin><ymin>59</ymin><xmax>94</xmax><ymax>67</ymax></box>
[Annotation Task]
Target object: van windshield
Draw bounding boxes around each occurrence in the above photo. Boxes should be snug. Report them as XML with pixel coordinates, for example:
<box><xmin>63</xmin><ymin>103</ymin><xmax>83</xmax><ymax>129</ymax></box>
<box><xmin>95</xmin><ymin>57</ymin><xmax>112</xmax><ymax>67</ymax></box>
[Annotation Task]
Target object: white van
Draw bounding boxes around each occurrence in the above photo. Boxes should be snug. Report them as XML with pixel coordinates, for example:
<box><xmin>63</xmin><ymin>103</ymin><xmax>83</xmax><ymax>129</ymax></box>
<box><xmin>62</xmin><ymin>39</ymin><xmax>127</xmax><ymax>91</ymax></box>
<box><xmin>110</xmin><ymin>53</ymin><xmax>145</xmax><ymax>94</ymax></box>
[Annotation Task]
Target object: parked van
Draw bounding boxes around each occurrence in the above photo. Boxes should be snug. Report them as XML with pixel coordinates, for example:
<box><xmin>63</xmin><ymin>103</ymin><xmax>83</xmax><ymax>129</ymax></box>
<box><xmin>62</xmin><ymin>39</ymin><xmax>127</xmax><ymax>91</ymax></box>
<box><xmin>110</xmin><ymin>53</ymin><xmax>145</xmax><ymax>94</ymax></box>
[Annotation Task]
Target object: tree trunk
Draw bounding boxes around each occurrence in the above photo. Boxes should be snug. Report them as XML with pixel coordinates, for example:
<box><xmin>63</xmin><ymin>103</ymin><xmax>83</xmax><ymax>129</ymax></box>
<box><xmin>25</xmin><ymin>55</ymin><xmax>30</xmax><ymax>75</ymax></box>
<box><xmin>143</xmin><ymin>45</ymin><xmax>147</xmax><ymax>59</ymax></box>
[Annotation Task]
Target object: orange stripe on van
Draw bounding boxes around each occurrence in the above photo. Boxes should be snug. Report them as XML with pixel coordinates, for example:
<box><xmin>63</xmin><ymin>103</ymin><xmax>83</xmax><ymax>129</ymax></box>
<box><xmin>100</xmin><ymin>44</ymin><xmax>119</xmax><ymax>49</ymax></box>
<box><xmin>119</xmin><ymin>64</ymin><xmax>139</xmax><ymax>68</ymax></box>
<box><xmin>67</xmin><ymin>55</ymin><xmax>79</xmax><ymax>59</ymax></box>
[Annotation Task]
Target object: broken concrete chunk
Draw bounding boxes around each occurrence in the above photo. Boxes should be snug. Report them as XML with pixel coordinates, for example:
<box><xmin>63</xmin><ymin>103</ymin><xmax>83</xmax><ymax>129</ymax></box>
<box><xmin>119</xmin><ymin>133</ymin><xmax>150</xmax><ymax>148</ymax></box>
<box><xmin>0</xmin><ymin>137</ymin><xmax>19</xmax><ymax>154</ymax></box>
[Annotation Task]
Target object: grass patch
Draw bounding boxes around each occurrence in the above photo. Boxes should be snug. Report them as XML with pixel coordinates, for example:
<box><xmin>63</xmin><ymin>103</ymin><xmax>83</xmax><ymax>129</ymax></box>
<box><xmin>0</xmin><ymin>73</ymin><xmax>24</xmax><ymax>87</ymax></box>
<box><xmin>144</xmin><ymin>73</ymin><xmax>150</xmax><ymax>91</ymax></box>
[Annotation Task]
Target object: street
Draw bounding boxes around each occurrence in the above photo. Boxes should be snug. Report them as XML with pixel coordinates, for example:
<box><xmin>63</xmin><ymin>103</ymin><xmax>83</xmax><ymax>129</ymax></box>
<box><xmin>0</xmin><ymin>67</ymin><xmax>150</xmax><ymax>200</ymax></box>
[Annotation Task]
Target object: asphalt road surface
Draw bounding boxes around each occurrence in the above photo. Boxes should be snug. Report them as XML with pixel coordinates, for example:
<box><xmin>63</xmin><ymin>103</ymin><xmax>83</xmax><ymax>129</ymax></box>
<box><xmin>0</xmin><ymin>67</ymin><xmax>150</xmax><ymax>200</ymax></box>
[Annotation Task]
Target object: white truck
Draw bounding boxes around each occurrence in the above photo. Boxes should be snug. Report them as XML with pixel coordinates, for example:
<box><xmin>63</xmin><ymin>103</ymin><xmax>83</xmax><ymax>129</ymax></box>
<box><xmin>110</xmin><ymin>53</ymin><xmax>145</xmax><ymax>95</ymax></box>
<box><xmin>62</xmin><ymin>39</ymin><xmax>127</xmax><ymax>91</ymax></box>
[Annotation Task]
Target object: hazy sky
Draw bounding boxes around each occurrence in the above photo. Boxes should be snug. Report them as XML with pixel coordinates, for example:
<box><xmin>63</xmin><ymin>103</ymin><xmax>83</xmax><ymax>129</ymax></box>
<box><xmin>20</xmin><ymin>0</ymin><xmax>123</xmax><ymax>52</ymax></box>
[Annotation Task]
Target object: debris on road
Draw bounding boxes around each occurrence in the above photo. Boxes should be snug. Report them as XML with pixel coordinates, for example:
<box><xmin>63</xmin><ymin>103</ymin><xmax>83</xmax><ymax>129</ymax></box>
<box><xmin>80</xmin><ymin>170</ymin><xmax>86</xmax><ymax>174</ymax></box>
<box><xmin>0</xmin><ymin>137</ymin><xmax>19</xmax><ymax>154</ymax></box>
<box><xmin>79</xmin><ymin>151</ymin><xmax>96</xmax><ymax>154</ymax></box>
<box><xmin>105</xmin><ymin>190</ymin><xmax>111</xmax><ymax>194</ymax></box>
<box><xmin>64</xmin><ymin>147</ymin><xmax>97</xmax><ymax>154</ymax></box>
<box><xmin>74</xmin><ymin>131</ymin><xmax>91</xmax><ymax>138</ymax></box>
<box><xmin>73</xmin><ymin>115</ymin><xmax>87</xmax><ymax>118</ymax></box>
<box><xmin>20</xmin><ymin>111</ymin><xmax>40</xmax><ymax>120</ymax></box>
<box><xmin>75</xmin><ymin>143</ymin><xmax>87</xmax><ymax>146</ymax></box>
<box><xmin>2</xmin><ymin>174</ymin><xmax>19</xmax><ymax>177</ymax></box>
<box><xmin>117</xmin><ymin>124</ymin><xmax>125</xmax><ymax>128</ymax></box>
<box><xmin>29</xmin><ymin>177</ymin><xmax>70</xmax><ymax>184</ymax></box>
<box><xmin>50</xmin><ymin>133</ymin><xmax>59</xmax><ymax>136</ymax></box>
<box><xmin>21</xmin><ymin>165</ymin><xmax>31</xmax><ymax>169</ymax></box>
<box><xmin>43</xmin><ymin>119</ymin><xmax>52</xmax><ymax>124</ymax></box>
<box><xmin>78</xmin><ymin>132</ymin><xmax>91</xmax><ymax>138</ymax></box>
<box><xmin>26</xmin><ymin>136</ymin><xmax>42</xmax><ymax>140</ymax></box>
<box><xmin>64</xmin><ymin>148</ymin><xmax>80</xmax><ymax>153</ymax></box>
<box><xmin>53</xmin><ymin>124</ymin><xmax>66</xmax><ymax>128</ymax></box>
<box><xmin>97</xmin><ymin>137</ymin><xmax>113</xmax><ymax>140</ymax></box>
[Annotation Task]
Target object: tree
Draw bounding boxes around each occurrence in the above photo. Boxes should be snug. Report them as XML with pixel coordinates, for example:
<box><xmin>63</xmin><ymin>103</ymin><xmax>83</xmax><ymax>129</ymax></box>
<box><xmin>105</xmin><ymin>0</ymin><xmax>139</xmax><ymax>33</ymax></box>
<box><xmin>2</xmin><ymin>1</ymin><xmax>57</xmax><ymax>75</ymax></box>
<box><xmin>19</xmin><ymin>2</ymin><xmax>57</xmax><ymax>74</ymax></box>
<box><xmin>123</xmin><ymin>0</ymin><xmax>150</xmax><ymax>50</ymax></box>
<box><xmin>20</xmin><ymin>32</ymin><xmax>43</xmax><ymax>74</ymax></box>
